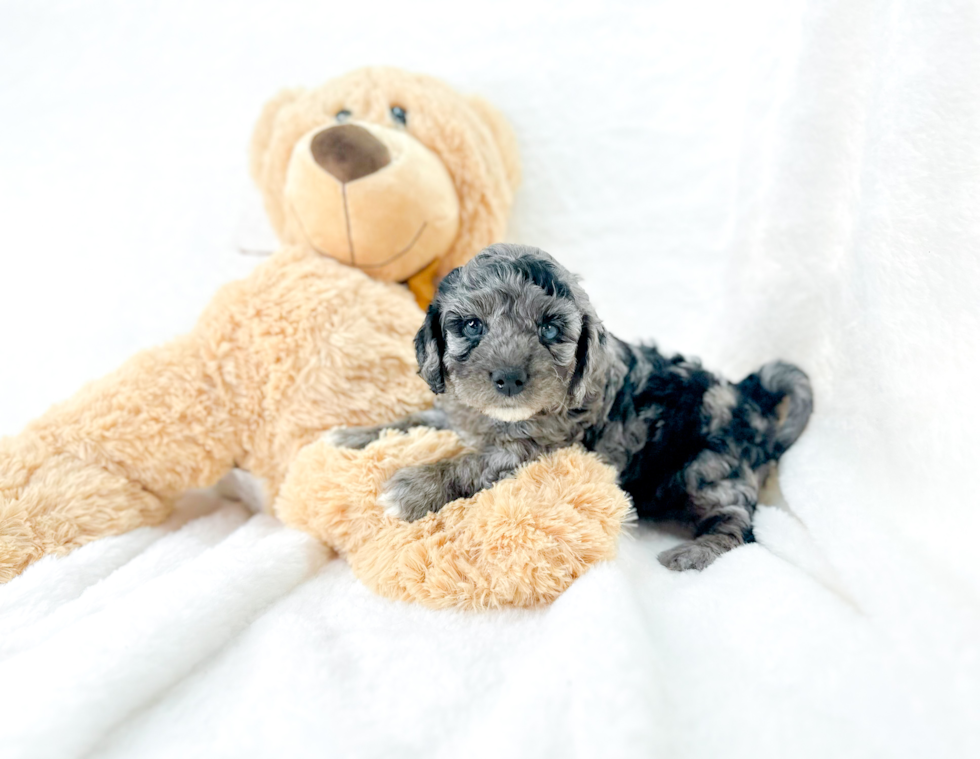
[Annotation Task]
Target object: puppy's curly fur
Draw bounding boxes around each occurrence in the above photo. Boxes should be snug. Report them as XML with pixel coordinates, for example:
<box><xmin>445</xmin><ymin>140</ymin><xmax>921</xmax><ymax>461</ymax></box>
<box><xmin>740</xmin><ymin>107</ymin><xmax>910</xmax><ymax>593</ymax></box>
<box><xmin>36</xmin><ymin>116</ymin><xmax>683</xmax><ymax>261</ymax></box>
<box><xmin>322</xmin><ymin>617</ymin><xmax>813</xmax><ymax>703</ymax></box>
<box><xmin>329</xmin><ymin>244</ymin><xmax>813</xmax><ymax>571</ymax></box>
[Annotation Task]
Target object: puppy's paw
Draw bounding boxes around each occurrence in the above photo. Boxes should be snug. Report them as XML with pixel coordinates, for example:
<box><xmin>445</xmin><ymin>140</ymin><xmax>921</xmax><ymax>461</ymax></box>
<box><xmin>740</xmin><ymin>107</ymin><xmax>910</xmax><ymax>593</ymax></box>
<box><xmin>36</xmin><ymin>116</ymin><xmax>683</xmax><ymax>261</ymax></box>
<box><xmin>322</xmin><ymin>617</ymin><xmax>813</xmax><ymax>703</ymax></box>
<box><xmin>321</xmin><ymin>426</ymin><xmax>382</xmax><ymax>450</ymax></box>
<box><xmin>377</xmin><ymin>489</ymin><xmax>407</xmax><ymax>519</ymax></box>
<box><xmin>378</xmin><ymin>466</ymin><xmax>448</xmax><ymax>522</ymax></box>
<box><xmin>657</xmin><ymin>540</ymin><xmax>726</xmax><ymax>572</ymax></box>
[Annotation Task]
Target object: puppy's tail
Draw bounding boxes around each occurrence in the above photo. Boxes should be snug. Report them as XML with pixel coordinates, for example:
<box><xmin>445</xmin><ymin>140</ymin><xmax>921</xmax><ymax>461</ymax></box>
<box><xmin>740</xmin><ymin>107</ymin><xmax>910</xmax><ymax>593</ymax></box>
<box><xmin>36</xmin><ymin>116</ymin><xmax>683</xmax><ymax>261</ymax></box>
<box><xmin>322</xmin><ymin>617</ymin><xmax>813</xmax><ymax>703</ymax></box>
<box><xmin>739</xmin><ymin>361</ymin><xmax>813</xmax><ymax>459</ymax></box>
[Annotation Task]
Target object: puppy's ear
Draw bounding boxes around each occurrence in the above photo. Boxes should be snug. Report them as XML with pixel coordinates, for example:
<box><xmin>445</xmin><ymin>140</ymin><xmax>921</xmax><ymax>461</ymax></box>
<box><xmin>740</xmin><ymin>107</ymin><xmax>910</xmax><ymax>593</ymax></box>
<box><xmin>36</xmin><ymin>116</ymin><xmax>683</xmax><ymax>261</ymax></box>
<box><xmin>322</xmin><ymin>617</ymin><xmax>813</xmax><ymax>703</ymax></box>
<box><xmin>568</xmin><ymin>313</ymin><xmax>607</xmax><ymax>408</ymax></box>
<box><xmin>414</xmin><ymin>302</ymin><xmax>446</xmax><ymax>394</ymax></box>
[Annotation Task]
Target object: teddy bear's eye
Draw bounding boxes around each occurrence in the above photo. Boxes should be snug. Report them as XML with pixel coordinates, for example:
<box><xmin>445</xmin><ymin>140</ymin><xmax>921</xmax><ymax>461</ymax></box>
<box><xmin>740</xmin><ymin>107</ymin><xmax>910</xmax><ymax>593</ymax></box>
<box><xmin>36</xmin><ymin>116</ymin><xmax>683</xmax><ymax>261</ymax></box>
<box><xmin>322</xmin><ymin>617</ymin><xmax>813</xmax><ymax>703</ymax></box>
<box><xmin>336</xmin><ymin>109</ymin><xmax>352</xmax><ymax>123</ymax></box>
<box><xmin>390</xmin><ymin>106</ymin><xmax>407</xmax><ymax>126</ymax></box>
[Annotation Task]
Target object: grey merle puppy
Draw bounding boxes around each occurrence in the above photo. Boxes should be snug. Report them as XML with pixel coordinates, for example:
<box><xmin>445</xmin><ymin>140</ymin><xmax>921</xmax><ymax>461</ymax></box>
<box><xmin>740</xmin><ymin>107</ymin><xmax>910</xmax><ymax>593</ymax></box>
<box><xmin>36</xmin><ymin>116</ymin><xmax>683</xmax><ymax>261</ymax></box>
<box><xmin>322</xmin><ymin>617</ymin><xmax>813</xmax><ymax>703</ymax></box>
<box><xmin>327</xmin><ymin>243</ymin><xmax>813</xmax><ymax>571</ymax></box>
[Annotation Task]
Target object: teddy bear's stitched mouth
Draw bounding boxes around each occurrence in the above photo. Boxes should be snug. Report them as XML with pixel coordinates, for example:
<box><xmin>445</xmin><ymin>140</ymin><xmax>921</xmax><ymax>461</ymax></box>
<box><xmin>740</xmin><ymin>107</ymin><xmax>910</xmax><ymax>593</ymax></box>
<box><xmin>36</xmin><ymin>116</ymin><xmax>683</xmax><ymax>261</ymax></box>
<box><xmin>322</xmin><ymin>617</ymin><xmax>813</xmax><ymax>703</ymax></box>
<box><xmin>290</xmin><ymin>191</ymin><xmax>430</xmax><ymax>274</ymax></box>
<box><xmin>338</xmin><ymin>182</ymin><xmax>427</xmax><ymax>269</ymax></box>
<box><xmin>358</xmin><ymin>222</ymin><xmax>427</xmax><ymax>269</ymax></box>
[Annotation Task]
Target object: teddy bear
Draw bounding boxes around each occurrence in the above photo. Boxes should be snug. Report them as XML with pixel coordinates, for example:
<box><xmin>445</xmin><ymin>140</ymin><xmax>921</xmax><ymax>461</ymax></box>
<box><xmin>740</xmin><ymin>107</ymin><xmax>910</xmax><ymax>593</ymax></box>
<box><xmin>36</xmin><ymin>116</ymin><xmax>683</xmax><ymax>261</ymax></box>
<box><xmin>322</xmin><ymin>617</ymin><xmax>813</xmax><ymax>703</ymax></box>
<box><xmin>0</xmin><ymin>67</ymin><xmax>629</xmax><ymax>606</ymax></box>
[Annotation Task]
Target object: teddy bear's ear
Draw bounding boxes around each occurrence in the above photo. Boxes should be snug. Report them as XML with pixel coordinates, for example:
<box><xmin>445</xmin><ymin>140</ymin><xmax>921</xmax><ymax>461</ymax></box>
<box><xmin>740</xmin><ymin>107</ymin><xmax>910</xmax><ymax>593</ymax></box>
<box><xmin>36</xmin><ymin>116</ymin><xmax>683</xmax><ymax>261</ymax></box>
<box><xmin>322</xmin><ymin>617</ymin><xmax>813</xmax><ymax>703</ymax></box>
<box><xmin>248</xmin><ymin>87</ymin><xmax>305</xmax><ymax>185</ymax></box>
<box><xmin>467</xmin><ymin>95</ymin><xmax>522</xmax><ymax>194</ymax></box>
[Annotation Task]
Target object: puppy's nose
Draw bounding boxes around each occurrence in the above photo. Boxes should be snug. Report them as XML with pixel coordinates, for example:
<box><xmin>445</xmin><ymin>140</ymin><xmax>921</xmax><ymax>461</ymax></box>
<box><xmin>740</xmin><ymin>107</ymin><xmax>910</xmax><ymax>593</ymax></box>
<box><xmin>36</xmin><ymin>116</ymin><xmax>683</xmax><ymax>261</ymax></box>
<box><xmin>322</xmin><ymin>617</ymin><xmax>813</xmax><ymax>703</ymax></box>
<box><xmin>491</xmin><ymin>367</ymin><xmax>528</xmax><ymax>397</ymax></box>
<box><xmin>310</xmin><ymin>124</ymin><xmax>391</xmax><ymax>183</ymax></box>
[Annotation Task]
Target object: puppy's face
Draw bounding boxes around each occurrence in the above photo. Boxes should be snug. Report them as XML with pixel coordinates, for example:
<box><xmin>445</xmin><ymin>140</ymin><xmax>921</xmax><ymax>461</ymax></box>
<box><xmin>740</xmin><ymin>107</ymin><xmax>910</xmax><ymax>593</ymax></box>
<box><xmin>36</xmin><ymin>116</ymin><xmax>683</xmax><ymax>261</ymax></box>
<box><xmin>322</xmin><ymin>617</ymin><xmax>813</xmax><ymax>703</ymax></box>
<box><xmin>415</xmin><ymin>244</ymin><xmax>605</xmax><ymax>420</ymax></box>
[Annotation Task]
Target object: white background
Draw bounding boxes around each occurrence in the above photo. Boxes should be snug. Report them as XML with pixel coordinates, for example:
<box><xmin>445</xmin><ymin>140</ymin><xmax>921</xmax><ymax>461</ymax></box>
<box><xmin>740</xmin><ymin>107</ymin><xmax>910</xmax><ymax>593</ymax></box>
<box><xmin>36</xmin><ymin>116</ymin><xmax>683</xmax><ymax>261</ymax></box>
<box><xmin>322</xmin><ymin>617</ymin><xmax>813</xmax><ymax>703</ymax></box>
<box><xmin>2</xmin><ymin>1</ymin><xmax>979</xmax><ymax>758</ymax></box>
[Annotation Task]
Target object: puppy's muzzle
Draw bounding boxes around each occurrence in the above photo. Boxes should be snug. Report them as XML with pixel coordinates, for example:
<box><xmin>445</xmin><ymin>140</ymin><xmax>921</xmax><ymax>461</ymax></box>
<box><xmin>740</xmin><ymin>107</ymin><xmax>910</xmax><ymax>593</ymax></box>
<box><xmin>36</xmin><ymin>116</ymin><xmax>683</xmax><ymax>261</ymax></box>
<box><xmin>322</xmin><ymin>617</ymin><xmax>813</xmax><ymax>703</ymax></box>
<box><xmin>491</xmin><ymin>366</ymin><xmax>527</xmax><ymax>397</ymax></box>
<box><xmin>310</xmin><ymin>124</ymin><xmax>391</xmax><ymax>183</ymax></box>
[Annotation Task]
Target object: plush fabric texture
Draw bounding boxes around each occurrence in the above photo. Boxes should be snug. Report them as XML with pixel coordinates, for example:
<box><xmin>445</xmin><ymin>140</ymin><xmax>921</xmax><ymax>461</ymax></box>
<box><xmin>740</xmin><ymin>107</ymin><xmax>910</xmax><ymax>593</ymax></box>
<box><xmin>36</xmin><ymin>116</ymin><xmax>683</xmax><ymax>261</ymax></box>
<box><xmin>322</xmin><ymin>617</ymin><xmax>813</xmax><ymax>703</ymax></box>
<box><xmin>0</xmin><ymin>67</ymin><xmax>522</xmax><ymax>583</ymax></box>
<box><xmin>276</xmin><ymin>428</ymin><xmax>631</xmax><ymax>610</ymax></box>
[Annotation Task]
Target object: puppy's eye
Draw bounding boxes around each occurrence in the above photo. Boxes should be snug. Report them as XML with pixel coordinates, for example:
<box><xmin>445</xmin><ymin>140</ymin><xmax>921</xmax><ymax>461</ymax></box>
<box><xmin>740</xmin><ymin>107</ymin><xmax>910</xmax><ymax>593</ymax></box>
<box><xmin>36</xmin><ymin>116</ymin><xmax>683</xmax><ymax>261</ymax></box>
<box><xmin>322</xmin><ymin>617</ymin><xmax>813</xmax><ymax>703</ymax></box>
<box><xmin>336</xmin><ymin>109</ymin><xmax>352</xmax><ymax>122</ymax></box>
<box><xmin>539</xmin><ymin>322</ymin><xmax>561</xmax><ymax>342</ymax></box>
<box><xmin>390</xmin><ymin>105</ymin><xmax>408</xmax><ymax>126</ymax></box>
<box><xmin>462</xmin><ymin>318</ymin><xmax>484</xmax><ymax>339</ymax></box>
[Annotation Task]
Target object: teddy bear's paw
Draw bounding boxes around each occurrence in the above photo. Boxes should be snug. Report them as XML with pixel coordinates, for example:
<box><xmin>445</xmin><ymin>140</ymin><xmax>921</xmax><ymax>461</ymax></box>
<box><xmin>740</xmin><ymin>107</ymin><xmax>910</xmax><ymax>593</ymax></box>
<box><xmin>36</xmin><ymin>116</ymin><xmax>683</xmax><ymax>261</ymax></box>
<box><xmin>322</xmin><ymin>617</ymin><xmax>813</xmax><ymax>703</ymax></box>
<box><xmin>321</xmin><ymin>426</ymin><xmax>384</xmax><ymax>450</ymax></box>
<box><xmin>378</xmin><ymin>466</ymin><xmax>449</xmax><ymax>522</ymax></box>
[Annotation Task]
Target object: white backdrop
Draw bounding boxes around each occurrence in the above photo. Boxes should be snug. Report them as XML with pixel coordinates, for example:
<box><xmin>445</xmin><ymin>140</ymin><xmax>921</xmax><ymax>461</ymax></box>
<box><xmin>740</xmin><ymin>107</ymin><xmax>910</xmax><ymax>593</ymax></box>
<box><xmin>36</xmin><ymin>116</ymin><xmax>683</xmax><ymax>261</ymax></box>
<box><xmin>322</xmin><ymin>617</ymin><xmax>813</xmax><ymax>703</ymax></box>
<box><xmin>2</xmin><ymin>1</ymin><xmax>979</xmax><ymax>757</ymax></box>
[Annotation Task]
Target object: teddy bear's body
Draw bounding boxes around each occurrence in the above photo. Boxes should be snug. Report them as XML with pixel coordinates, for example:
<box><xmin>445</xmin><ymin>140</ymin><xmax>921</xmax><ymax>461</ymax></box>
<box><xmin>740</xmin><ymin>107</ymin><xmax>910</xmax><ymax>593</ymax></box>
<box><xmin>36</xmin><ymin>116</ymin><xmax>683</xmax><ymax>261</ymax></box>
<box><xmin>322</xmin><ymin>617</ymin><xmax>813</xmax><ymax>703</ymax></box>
<box><xmin>1</xmin><ymin>68</ymin><xmax>628</xmax><ymax>605</ymax></box>
<box><xmin>0</xmin><ymin>249</ymin><xmax>430</xmax><ymax>580</ymax></box>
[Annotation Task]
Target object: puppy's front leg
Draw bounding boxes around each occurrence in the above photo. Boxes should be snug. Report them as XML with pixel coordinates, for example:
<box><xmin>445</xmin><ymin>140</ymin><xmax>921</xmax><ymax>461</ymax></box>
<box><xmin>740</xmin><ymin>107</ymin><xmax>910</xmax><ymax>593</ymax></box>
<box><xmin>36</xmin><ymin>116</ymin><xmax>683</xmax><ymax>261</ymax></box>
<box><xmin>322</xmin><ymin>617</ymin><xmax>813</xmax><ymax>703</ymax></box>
<box><xmin>323</xmin><ymin>408</ymin><xmax>449</xmax><ymax>450</ymax></box>
<box><xmin>380</xmin><ymin>449</ymin><xmax>523</xmax><ymax>521</ymax></box>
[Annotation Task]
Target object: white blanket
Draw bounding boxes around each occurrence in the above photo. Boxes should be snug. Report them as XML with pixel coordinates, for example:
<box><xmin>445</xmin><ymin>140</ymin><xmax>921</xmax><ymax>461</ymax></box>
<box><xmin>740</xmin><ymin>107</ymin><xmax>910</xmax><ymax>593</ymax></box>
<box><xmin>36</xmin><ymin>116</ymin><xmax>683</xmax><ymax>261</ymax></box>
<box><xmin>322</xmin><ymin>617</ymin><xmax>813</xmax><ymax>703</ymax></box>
<box><xmin>1</xmin><ymin>0</ymin><xmax>978</xmax><ymax>757</ymax></box>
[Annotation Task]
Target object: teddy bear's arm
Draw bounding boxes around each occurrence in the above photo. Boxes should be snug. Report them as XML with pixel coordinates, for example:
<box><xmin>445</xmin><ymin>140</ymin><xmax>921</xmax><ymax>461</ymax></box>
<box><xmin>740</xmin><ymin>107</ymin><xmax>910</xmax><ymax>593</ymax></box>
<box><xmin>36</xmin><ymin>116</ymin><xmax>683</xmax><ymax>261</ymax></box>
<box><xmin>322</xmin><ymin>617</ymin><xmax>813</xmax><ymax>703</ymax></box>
<box><xmin>276</xmin><ymin>429</ymin><xmax>630</xmax><ymax>610</ymax></box>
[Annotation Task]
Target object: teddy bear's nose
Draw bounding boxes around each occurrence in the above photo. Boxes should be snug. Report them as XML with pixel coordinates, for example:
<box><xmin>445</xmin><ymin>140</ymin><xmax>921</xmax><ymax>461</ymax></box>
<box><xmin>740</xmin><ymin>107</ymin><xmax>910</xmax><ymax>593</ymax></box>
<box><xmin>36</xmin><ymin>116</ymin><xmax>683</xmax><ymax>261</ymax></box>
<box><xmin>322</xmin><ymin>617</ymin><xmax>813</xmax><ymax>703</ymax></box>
<box><xmin>310</xmin><ymin>124</ymin><xmax>392</xmax><ymax>183</ymax></box>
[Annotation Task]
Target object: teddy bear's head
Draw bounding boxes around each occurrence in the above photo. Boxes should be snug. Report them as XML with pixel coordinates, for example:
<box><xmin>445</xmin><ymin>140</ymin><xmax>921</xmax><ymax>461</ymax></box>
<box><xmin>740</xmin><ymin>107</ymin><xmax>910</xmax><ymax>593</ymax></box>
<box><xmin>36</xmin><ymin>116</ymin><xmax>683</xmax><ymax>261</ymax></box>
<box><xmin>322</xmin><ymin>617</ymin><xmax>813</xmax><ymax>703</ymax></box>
<box><xmin>249</xmin><ymin>67</ymin><xmax>521</xmax><ymax>305</ymax></box>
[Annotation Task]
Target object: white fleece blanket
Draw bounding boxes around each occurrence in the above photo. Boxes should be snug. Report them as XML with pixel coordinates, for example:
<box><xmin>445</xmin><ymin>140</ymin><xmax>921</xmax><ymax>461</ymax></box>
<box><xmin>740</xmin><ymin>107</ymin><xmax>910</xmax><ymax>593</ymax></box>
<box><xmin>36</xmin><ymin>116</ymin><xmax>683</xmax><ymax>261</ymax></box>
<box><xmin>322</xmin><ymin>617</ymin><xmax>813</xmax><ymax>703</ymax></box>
<box><xmin>1</xmin><ymin>1</ymin><xmax>979</xmax><ymax>757</ymax></box>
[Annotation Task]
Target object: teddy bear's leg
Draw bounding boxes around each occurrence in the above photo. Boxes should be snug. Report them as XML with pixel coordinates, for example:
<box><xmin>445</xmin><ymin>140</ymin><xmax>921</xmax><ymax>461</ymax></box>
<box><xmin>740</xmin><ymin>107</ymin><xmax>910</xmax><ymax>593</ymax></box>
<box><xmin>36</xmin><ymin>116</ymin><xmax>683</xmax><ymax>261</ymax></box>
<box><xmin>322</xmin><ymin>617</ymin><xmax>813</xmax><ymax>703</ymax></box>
<box><xmin>0</xmin><ymin>336</ymin><xmax>248</xmax><ymax>582</ymax></box>
<box><xmin>0</xmin><ymin>435</ymin><xmax>171</xmax><ymax>582</ymax></box>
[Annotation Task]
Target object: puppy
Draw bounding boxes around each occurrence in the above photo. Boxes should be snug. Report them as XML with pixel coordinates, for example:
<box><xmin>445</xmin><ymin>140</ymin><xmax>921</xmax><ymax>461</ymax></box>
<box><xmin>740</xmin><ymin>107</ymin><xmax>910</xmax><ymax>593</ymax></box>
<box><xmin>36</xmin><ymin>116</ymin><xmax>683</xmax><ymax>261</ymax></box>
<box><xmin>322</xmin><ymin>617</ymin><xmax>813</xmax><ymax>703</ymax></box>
<box><xmin>327</xmin><ymin>244</ymin><xmax>813</xmax><ymax>571</ymax></box>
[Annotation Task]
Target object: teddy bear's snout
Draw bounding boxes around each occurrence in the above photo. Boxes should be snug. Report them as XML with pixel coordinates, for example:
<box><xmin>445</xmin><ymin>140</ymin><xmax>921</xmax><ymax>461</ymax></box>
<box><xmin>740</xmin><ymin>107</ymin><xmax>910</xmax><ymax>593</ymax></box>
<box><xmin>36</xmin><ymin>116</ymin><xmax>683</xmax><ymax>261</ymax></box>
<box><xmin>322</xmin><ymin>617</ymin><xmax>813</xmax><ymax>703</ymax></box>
<box><xmin>310</xmin><ymin>124</ymin><xmax>392</xmax><ymax>184</ymax></box>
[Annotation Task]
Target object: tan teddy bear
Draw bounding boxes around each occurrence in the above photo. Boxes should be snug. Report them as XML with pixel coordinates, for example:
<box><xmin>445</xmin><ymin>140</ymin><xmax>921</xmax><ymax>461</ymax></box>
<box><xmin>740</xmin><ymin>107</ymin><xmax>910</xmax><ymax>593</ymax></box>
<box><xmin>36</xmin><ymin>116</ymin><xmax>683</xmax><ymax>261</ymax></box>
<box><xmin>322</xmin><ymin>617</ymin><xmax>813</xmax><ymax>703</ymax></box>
<box><xmin>0</xmin><ymin>67</ymin><xmax>629</xmax><ymax>606</ymax></box>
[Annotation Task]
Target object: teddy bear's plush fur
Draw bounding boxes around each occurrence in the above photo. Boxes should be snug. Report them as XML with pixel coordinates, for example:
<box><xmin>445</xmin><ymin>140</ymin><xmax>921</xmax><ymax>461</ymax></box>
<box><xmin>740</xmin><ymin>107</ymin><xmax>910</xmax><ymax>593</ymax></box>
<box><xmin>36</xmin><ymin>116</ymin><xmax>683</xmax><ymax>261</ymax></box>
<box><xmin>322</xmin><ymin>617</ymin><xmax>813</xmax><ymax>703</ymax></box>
<box><xmin>0</xmin><ymin>68</ymin><xmax>520</xmax><ymax>582</ymax></box>
<box><xmin>276</xmin><ymin>428</ymin><xmax>630</xmax><ymax>610</ymax></box>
